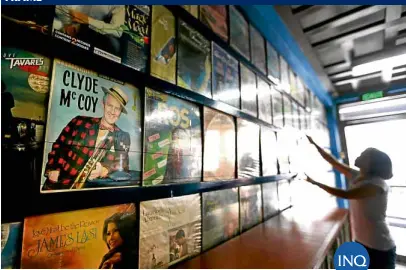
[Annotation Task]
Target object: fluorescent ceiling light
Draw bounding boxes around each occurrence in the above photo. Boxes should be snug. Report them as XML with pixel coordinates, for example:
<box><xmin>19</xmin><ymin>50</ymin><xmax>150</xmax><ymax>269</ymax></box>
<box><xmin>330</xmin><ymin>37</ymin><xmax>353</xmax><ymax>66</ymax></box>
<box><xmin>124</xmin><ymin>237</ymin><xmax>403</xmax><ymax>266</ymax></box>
<box><xmin>339</xmin><ymin>97</ymin><xmax>406</xmax><ymax>114</ymax></box>
<box><xmin>352</xmin><ymin>53</ymin><xmax>406</xmax><ymax>77</ymax></box>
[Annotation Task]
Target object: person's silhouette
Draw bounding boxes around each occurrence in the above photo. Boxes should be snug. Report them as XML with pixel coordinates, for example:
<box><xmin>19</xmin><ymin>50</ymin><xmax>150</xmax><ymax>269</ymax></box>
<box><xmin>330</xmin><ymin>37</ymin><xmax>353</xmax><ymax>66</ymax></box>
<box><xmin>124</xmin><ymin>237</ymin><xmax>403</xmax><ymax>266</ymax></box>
<box><xmin>1</xmin><ymin>80</ymin><xmax>17</xmax><ymax>143</ymax></box>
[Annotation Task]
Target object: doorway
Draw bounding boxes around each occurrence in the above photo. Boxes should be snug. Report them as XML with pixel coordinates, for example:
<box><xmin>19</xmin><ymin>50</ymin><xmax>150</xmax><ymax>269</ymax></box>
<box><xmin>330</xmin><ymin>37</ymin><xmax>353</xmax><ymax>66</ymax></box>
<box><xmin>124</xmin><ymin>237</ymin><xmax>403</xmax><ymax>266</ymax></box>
<box><xmin>344</xmin><ymin>118</ymin><xmax>406</xmax><ymax>259</ymax></box>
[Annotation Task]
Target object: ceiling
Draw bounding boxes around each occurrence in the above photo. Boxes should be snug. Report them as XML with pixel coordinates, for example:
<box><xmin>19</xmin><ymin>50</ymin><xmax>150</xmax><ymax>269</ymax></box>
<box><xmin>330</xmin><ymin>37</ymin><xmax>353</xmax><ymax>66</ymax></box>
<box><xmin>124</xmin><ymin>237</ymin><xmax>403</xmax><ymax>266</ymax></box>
<box><xmin>275</xmin><ymin>5</ymin><xmax>406</xmax><ymax>96</ymax></box>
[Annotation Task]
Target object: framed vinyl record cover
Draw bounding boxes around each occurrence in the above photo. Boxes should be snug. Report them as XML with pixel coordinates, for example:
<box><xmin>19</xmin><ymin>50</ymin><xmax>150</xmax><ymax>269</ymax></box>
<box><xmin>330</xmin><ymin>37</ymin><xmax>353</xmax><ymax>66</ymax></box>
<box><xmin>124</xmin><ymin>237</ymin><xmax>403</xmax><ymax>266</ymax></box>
<box><xmin>199</xmin><ymin>6</ymin><xmax>228</xmax><ymax>41</ymax></box>
<box><xmin>261</xmin><ymin>126</ymin><xmax>278</xmax><ymax>176</ymax></box>
<box><xmin>177</xmin><ymin>20</ymin><xmax>211</xmax><ymax>97</ymax></box>
<box><xmin>240</xmin><ymin>64</ymin><xmax>257</xmax><ymax>117</ymax></box>
<box><xmin>143</xmin><ymin>88</ymin><xmax>202</xmax><ymax>186</ymax></box>
<box><xmin>257</xmin><ymin>77</ymin><xmax>272</xmax><ymax>124</ymax></box>
<box><xmin>202</xmin><ymin>188</ymin><xmax>239</xmax><ymax>251</ymax></box>
<box><xmin>211</xmin><ymin>42</ymin><xmax>239</xmax><ymax>108</ymax></box>
<box><xmin>271</xmin><ymin>86</ymin><xmax>283</xmax><ymax>128</ymax></box>
<box><xmin>249</xmin><ymin>25</ymin><xmax>266</xmax><ymax>74</ymax></box>
<box><xmin>266</xmin><ymin>41</ymin><xmax>280</xmax><ymax>83</ymax></box>
<box><xmin>21</xmin><ymin>204</ymin><xmax>137</xmax><ymax>269</ymax></box>
<box><xmin>1</xmin><ymin>222</ymin><xmax>22</xmax><ymax>269</ymax></box>
<box><xmin>139</xmin><ymin>194</ymin><xmax>201</xmax><ymax>269</ymax></box>
<box><xmin>237</xmin><ymin>119</ymin><xmax>260</xmax><ymax>178</ymax></box>
<box><xmin>150</xmin><ymin>6</ymin><xmax>176</xmax><ymax>84</ymax></box>
<box><xmin>203</xmin><ymin>107</ymin><xmax>236</xmax><ymax>181</ymax></box>
<box><xmin>229</xmin><ymin>6</ymin><xmax>250</xmax><ymax>60</ymax></box>
<box><xmin>52</xmin><ymin>5</ymin><xmax>150</xmax><ymax>71</ymax></box>
<box><xmin>41</xmin><ymin>59</ymin><xmax>142</xmax><ymax>192</ymax></box>
<box><xmin>262</xmin><ymin>182</ymin><xmax>279</xmax><ymax>219</ymax></box>
<box><xmin>239</xmin><ymin>184</ymin><xmax>262</xmax><ymax>232</ymax></box>
<box><xmin>279</xmin><ymin>56</ymin><xmax>289</xmax><ymax>94</ymax></box>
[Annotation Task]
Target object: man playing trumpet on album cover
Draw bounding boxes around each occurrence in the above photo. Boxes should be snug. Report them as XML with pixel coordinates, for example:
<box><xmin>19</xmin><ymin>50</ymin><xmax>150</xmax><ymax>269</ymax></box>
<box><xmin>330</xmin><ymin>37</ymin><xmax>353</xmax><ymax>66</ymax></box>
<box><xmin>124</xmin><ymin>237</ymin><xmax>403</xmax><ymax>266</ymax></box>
<box><xmin>42</xmin><ymin>86</ymin><xmax>131</xmax><ymax>191</ymax></box>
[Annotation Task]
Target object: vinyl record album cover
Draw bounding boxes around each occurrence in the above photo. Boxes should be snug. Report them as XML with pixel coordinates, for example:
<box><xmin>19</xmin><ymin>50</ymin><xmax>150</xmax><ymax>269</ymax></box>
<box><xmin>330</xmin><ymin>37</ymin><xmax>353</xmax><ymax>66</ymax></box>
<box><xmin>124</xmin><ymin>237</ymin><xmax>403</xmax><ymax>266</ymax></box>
<box><xmin>240</xmin><ymin>64</ymin><xmax>257</xmax><ymax>117</ymax></box>
<box><xmin>292</xmin><ymin>102</ymin><xmax>300</xmax><ymax>129</ymax></box>
<box><xmin>41</xmin><ymin>59</ymin><xmax>142</xmax><ymax>192</ymax></box>
<box><xmin>279</xmin><ymin>56</ymin><xmax>289</xmax><ymax>93</ymax></box>
<box><xmin>257</xmin><ymin>78</ymin><xmax>272</xmax><ymax>124</ymax></box>
<box><xmin>1</xmin><ymin>47</ymin><xmax>51</xmax><ymax>143</ymax></box>
<box><xmin>288</xmin><ymin>68</ymin><xmax>298</xmax><ymax>98</ymax></box>
<box><xmin>150</xmin><ymin>6</ymin><xmax>176</xmax><ymax>84</ymax></box>
<box><xmin>199</xmin><ymin>6</ymin><xmax>228</xmax><ymax>41</ymax></box>
<box><xmin>262</xmin><ymin>182</ymin><xmax>279</xmax><ymax>219</ymax></box>
<box><xmin>139</xmin><ymin>194</ymin><xmax>201</xmax><ymax>269</ymax></box>
<box><xmin>1</xmin><ymin>222</ymin><xmax>22</xmax><ymax>269</ymax></box>
<box><xmin>278</xmin><ymin>179</ymin><xmax>291</xmax><ymax>210</ymax></box>
<box><xmin>212</xmin><ymin>42</ymin><xmax>239</xmax><ymax>108</ymax></box>
<box><xmin>181</xmin><ymin>5</ymin><xmax>198</xmax><ymax>18</ymax></box>
<box><xmin>261</xmin><ymin>127</ymin><xmax>278</xmax><ymax>176</ymax></box>
<box><xmin>52</xmin><ymin>5</ymin><xmax>150</xmax><ymax>71</ymax></box>
<box><xmin>239</xmin><ymin>184</ymin><xmax>262</xmax><ymax>232</ymax></box>
<box><xmin>249</xmin><ymin>25</ymin><xmax>266</xmax><ymax>74</ymax></box>
<box><xmin>276</xmin><ymin>131</ymin><xmax>290</xmax><ymax>174</ymax></box>
<box><xmin>237</xmin><ymin>119</ymin><xmax>260</xmax><ymax>178</ymax></box>
<box><xmin>203</xmin><ymin>107</ymin><xmax>235</xmax><ymax>181</ymax></box>
<box><xmin>229</xmin><ymin>6</ymin><xmax>249</xmax><ymax>60</ymax></box>
<box><xmin>2</xmin><ymin>6</ymin><xmax>54</xmax><ymax>34</ymax></box>
<box><xmin>296</xmin><ymin>76</ymin><xmax>306</xmax><ymax>107</ymax></box>
<box><xmin>21</xmin><ymin>204</ymin><xmax>137</xmax><ymax>269</ymax></box>
<box><xmin>177</xmin><ymin>20</ymin><xmax>211</xmax><ymax>97</ymax></box>
<box><xmin>266</xmin><ymin>42</ymin><xmax>280</xmax><ymax>82</ymax></box>
<box><xmin>283</xmin><ymin>94</ymin><xmax>293</xmax><ymax>128</ymax></box>
<box><xmin>202</xmin><ymin>188</ymin><xmax>239</xmax><ymax>251</ymax></box>
<box><xmin>271</xmin><ymin>86</ymin><xmax>283</xmax><ymax>128</ymax></box>
<box><xmin>300</xmin><ymin>107</ymin><xmax>307</xmax><ymax>130</ymax></box>
<box><xmin>143</xmin><ymin>88</ymin><xmax>202</xmax><ymax>186</ymax></box>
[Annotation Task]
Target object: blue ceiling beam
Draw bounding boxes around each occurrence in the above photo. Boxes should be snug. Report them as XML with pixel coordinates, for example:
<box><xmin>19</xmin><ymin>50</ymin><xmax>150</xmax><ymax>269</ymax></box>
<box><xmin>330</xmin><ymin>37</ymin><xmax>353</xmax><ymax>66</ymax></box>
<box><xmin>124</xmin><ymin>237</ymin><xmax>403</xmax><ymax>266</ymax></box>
<box><xmin>240</xmin><ymin>5</ymin><xmax>333</xmax><ymax>108</ymax></box>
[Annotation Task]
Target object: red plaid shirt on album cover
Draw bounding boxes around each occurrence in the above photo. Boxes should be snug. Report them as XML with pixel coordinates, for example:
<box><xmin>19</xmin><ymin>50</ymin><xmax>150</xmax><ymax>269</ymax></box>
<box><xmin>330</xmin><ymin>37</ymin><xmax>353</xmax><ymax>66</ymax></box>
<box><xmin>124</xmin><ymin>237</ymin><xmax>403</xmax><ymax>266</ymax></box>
<box><xmin>43</xmin><ymin>115</ymin><xmax>130</xmax><ymax>190</ymax></box>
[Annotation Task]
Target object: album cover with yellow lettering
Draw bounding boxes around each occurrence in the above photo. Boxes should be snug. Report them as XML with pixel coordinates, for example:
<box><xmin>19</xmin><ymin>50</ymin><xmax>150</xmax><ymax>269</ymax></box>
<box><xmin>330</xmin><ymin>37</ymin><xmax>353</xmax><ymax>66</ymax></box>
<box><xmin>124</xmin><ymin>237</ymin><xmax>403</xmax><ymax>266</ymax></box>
<box><xmin>21</xmin><ymin>204</ymin><xmax>136</xmax><ymax>269</ymax></box>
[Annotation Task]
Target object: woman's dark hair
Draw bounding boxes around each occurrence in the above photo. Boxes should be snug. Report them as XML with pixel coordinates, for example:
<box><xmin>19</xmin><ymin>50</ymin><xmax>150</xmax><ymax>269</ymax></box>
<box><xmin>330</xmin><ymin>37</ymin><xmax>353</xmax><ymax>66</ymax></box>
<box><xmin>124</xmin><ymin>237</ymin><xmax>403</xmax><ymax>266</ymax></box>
<box><xmin>102</xmin><ymin>212</ymin><xmax>137</xmax><ymax>249</ymax></box>
<box><xmin>356</xmin><ymin>148</ymin><xmax>393</xmax><ymax>180</ymax></box>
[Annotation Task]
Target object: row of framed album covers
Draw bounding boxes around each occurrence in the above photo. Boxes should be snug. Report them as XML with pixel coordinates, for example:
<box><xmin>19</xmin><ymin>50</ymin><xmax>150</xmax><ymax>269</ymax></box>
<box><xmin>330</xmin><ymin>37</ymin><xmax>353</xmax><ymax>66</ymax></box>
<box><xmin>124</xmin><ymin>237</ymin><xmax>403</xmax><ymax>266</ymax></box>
<box><xmin>1</xmin><ymin>3</ymin><xmax>333</xmax><ymax>247</ymax></box>
<box><xmin>1</xmin><ymin>46</ymin><xmax>330</xmax><ymax>194</ymax></box>
<box><xmin>1</xmin><ymin>5</ymin><xmax>328</xmax><ymax>127</ymax></box>
<box><xmin>1</xmin><ymin>180</ymin><xmax>293</xmax><ymax>269</ymax></box>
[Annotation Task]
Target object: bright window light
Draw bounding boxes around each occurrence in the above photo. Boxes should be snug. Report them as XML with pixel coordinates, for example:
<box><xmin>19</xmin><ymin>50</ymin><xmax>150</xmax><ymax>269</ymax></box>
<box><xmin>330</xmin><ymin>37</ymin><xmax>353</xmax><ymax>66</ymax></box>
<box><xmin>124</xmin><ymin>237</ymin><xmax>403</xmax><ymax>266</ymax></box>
<box><xmin>339</xmin><ymin>97</ymin><xmax>406</xmax><ymax>114</ymax></box>
<box><xmin>352</xmin><ymin>53</ymin><xmax>406</xmax><ymax>77</ymax></box>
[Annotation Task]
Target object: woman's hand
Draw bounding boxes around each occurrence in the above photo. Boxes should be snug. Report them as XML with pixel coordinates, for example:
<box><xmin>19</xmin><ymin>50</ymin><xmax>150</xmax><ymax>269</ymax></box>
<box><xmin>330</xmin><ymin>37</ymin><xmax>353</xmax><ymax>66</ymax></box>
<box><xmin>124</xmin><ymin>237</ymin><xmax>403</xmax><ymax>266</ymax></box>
<box><xmin>305</xmin><ymin>175</ymin><xmax>319</xmax><ymax>186</ymax></box>
<box><xmin>306</xmin><ymin>135</ymin><xmax>315</xmax><ymax>145</ymax></box>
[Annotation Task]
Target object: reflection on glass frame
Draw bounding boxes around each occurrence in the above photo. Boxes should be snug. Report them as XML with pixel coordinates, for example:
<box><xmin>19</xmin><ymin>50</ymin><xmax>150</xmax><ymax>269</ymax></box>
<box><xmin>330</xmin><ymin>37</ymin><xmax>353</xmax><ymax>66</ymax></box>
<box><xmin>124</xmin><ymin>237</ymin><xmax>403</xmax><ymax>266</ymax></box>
<box><xmin>266</xmin><ymin>41</ymin><xmax>280</xmax><ymax>83</ymax></box>
<box><xmin>229</xmin><ymin>6</ymin><xmax>250</xmax><ymax>60</ymax></box>
<box><xmin>296</xmin><ymin>76</ymin><xmax>306</xmax><ymax>107</ymax></box>
<box><xmin>237</xmin><ymin>119</ymin><xmax>260</xmax><ymax>178</ymax></box>
<box><xmin>240</xmin><ymin>63</ymin><xmax>258</xmax><ymax>117</ymax></box>
<box><xmin>211</xmin><ymin>42</ymin><xmax>240</xmax><ymax>108</ymax></box>
<box><xmin>249</xmin><ymin>24</ymin><xmax>266</xmax><ymax>74</ymax></box>
<box><xmin>279</xmin><ymin>56</ymin><xmax>290</xmax><ymax>94</ymax></box>
<box><xmin>203</xmin><ymin>107</ymin><xmax>236</xmax><ymax>181</ymax></box>
<box><xmin>288</xmin><ymin>68</ymin><xmax>297</xmax><ymax>97</ymax></box>
<box><xmin>143</xmin><ymin>88</ymin><xmax>202</xmax><ymax>186</ymax></box>
<box><xmin>283</xmin><ymin>94</ymin><xmax>292</xmax><ymax>128</ymax></box>
<box><xmin>271</xmin><ymin>86</ymin><xmax>284</xmax><ymax>128</ymax></box>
